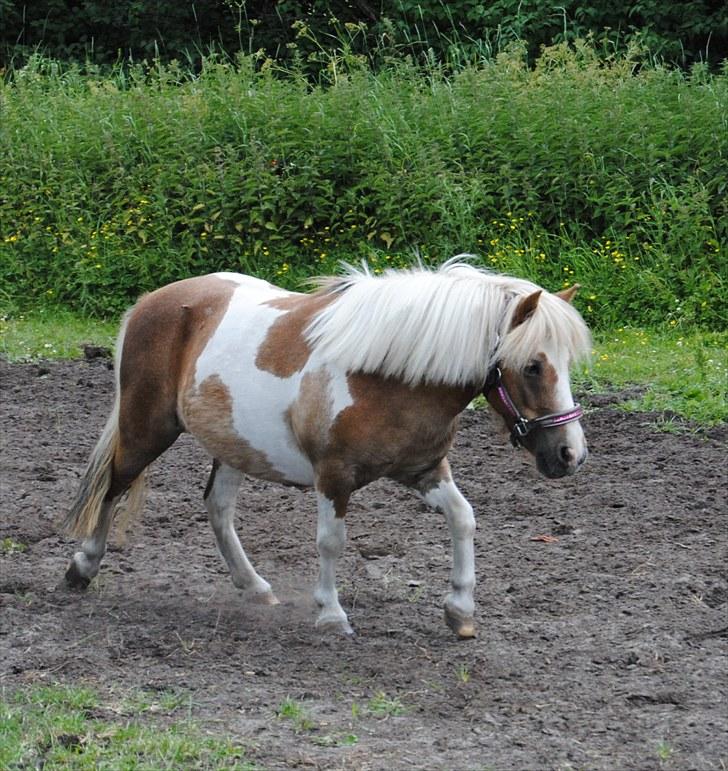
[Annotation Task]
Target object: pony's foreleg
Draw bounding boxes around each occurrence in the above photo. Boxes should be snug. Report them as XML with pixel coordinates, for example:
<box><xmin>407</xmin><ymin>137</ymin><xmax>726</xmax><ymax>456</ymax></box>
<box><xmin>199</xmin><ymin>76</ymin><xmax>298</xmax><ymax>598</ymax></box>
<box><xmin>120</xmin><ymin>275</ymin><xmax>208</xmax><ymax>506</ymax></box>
<box><xmin>204</xmin><ymin>462</ymin><xmax>279</xmax><ymax>605</ymax></box>
<box><xmin>65</xmin><ymin>494</ymin><xmax>121</xmax><ymax>589</ymax></box>
<box><xmin>416</xmin><ymin>461</ymin><xmax>477</xmax><ymax>639</ymax></box>
<box><xmin>313</xmin><ymin>491</ymin><xmax>353</xmax><ymax>635</ymax></box>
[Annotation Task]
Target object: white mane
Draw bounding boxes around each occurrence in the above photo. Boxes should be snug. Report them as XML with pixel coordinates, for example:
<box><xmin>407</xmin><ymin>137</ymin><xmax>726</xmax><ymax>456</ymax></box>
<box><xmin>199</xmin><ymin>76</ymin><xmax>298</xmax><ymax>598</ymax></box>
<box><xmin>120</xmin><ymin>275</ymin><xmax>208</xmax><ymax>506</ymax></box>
<box><xmin>305</xmin><ymin>260</ymin><xmax>591</xmax><ymax>387</ymax></box>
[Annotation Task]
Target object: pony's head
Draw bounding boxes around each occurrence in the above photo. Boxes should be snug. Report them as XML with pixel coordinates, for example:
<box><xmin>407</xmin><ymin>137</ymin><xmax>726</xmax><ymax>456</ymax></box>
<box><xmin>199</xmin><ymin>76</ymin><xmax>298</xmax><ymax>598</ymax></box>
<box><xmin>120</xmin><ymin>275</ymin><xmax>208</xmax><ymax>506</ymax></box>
<box><xmin>305</xmin><ymin>260</ymin><xmax>591</xmax><ymax>479</ymax></box>
<box><xmin>484</xmin><ymin>284</ymin><xmax>591</xmax><ymax>479</ymax></box>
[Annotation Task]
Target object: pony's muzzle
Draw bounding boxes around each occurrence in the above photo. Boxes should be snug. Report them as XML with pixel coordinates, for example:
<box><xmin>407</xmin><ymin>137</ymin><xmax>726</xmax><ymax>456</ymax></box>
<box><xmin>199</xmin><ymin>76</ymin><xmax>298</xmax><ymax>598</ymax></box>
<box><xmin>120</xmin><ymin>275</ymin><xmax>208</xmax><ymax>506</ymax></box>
<box><xmin>536</xmin><ymin>443</ymin><xmax>588</xmax><ymax>478</ymax></box>
<box><xmin>566</xmin><ymin>444</ymin><xmax>589</xmax><ymax>473</ymax></box>
<box><xmin>560</xmin><ymin>443</ymin><xmax>589</xmax><ymax>470</ymax></box>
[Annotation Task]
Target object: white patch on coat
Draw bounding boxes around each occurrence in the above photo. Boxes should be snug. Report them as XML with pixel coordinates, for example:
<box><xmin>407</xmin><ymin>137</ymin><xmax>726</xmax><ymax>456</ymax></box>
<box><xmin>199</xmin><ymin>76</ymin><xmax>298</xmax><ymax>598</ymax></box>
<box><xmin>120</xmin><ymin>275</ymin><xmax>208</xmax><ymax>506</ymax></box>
<box><xmin>212</xmin><ymin>272</ymin><xmax>279</xmax><ymax>291</ymax></box>
<box><xmin>193</xmin><ymin>279</ymin><xmax>352</xmax><ymax>486</ymax></box>
<box><xmin>313</xmin><ymin>492</ymin><xmax>350</xmax><ymax>631</ymax></box>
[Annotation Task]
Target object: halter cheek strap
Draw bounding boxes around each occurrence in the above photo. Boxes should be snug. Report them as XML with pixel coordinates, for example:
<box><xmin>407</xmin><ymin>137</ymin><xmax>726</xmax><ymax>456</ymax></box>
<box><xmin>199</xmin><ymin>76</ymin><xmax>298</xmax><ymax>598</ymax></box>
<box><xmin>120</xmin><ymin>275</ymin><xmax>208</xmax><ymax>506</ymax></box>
<box><xmin>484</xmin><ymin>367</ymin><xmax>583</xmax><ymax>448</ymax></box>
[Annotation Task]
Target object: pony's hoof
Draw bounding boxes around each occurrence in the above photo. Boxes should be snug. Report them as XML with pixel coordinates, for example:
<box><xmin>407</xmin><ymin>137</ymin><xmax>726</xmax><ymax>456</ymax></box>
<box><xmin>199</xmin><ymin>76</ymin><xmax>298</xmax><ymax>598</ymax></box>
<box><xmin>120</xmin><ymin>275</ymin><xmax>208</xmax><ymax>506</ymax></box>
<box><xmin>444</xmin><ymin>606</ymin><xmax>476</xmax><ymax>639</ymax></box>
<box><xmin>316</xmin><ymin>616</ymin><xmax>355</xmax><ymax>637</ymax></box>
<box><xmin>251</xmin><ymin>590</ymin><xmax>280</xmax><ymax>606</ymax></box>
<box><xmin>64</xmin><ymin>560</ymin><xmax>91</xmax><ymax>591</ymax></box>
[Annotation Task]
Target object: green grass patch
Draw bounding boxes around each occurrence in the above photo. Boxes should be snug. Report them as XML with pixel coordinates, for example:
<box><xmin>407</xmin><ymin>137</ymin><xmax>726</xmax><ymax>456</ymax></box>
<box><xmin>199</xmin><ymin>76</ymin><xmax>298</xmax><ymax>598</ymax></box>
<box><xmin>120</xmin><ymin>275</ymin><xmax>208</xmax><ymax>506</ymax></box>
<box><xmin>0</xmin><ymin>310</ymin><xmax>117</xmax><ymax>361</ymax></box>
<box><xmin>0</xmin><ymin>537</ymin><xmax>28</xmax><ymax>555</ymax></box>
<box><xmin>0</xmin><ymin>683</ymin><xmax>257</xmax><ymax>770</ymax></box>
<box><xmin>366</xmin><ymin>691</ymin><xmax>407</xmax><ymax>718</ymax></box>
<box><xmin>575</xmin><ymin>328</ymin><xmax>727</xmax><ymax>427</ymax></box>
<box><xmin>275</xmin><ymin>696</ymin><xmax>315</xmax><ymax>733</ymax></box>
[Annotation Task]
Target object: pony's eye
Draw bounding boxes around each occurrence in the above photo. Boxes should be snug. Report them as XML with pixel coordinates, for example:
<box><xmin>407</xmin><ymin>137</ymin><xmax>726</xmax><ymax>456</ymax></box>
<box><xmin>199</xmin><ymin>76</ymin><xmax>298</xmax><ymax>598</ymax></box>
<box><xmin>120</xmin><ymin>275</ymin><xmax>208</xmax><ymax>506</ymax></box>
<box><xmin>524</xmin><ymin>360</ymin><xmax>542</xmax><ymax>377</ymax></box>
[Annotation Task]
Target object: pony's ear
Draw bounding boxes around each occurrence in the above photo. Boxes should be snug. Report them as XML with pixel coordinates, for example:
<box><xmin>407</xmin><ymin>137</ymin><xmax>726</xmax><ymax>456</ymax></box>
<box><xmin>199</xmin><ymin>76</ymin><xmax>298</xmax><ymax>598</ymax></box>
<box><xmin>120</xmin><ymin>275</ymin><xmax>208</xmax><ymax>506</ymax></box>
<box><xmin>555</xmin><ymin>284</ymin><xmax>580</xmax><ymax>304</ymax></box>
<box><xmin>511</xmin><ymin>290</ymin><xmax>542</xmax><ymax>328</ymax></box>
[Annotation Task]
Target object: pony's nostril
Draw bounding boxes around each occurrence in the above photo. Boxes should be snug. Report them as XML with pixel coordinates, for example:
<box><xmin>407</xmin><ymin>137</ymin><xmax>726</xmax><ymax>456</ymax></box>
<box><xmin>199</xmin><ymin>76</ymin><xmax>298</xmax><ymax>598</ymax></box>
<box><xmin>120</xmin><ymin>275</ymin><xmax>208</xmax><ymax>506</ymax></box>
<box><xmin>560</xmin><ymin>445</ymin><xmax>575</xmax><ymax>465</ymax></box>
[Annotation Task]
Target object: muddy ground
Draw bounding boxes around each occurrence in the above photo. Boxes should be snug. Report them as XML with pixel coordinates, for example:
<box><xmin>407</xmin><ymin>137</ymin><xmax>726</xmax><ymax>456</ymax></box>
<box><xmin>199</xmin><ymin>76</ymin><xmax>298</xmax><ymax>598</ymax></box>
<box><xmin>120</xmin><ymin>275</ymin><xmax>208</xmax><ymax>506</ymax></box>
<box><xmin>1</xmin><ymin>357</ymin><xmax>726</xmax><ymax>770</ymax></box>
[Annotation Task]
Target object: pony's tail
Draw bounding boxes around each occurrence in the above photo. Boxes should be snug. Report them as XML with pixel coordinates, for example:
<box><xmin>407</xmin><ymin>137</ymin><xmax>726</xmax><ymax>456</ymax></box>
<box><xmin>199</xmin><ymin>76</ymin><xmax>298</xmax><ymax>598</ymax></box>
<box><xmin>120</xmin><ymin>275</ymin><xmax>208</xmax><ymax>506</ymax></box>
<box><xmin>63</xmin><ymin>309</ymin><xmax>147</xmax><ymax>539</ymax></box>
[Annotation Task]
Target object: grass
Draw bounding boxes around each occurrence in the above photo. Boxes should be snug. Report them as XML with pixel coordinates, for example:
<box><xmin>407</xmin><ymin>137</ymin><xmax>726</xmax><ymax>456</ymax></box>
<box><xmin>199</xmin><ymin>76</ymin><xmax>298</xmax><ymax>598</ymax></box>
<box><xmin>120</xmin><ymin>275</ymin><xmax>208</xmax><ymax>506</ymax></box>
<box><xmin>120</xmin><ymin>688</ymin><xmax>192</xmax><ymax>717</ymax></box>
<box><xmin>275</xmin><ymin>697</ymin><xmax>359</xmax><ymax>746</ymax></box>
<box><xmin>2</xmin><ymin>311</ymin><xmax>724</xmax><ymax>427</ymax></box>
<box><xmin>0</xmin><ymin>683</ymin><xmax>258</xmax><ymax>770</ymax></box>
<box><xmin>456</xmin><ymin>663</ymin><xmax>471</xmax><ymax>684</ymax></box>
<box><xmin>574</xmin><ymin>328</ymin><xmax>727</xmax><ymax>427</ymax></box>
<box><xmin>0</xmin><ymin>310</ymin><xmax>117</xmax><ymax>360</ymax></box>
<box><xmin>1</xmin><ymin>537</ymin><xmax>28</xmax><ymax>555</ymax></box>
<box><xmin>276</xmin><ymin>696</ymin><xmax>315</xmax><ymax>733</ymax></box>
<box><xmin>366</xmin><ymin>691</ymin><xmax>407</xmax><ymax>718</ymax></box>
<box><xmin>656</xmin><ymin>739</ymin><xmax>674</xmax><ymax>764</ymax></box>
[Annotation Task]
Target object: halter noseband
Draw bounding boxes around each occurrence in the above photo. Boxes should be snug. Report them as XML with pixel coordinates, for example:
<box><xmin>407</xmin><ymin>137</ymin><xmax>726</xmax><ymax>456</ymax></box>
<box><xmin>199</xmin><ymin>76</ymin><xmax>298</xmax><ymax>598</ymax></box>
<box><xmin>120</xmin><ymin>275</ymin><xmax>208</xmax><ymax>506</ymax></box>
<box><xmin>483</xmin><ymin>366</ymin><xmax>584</xmax><ymax>448</ymax></box>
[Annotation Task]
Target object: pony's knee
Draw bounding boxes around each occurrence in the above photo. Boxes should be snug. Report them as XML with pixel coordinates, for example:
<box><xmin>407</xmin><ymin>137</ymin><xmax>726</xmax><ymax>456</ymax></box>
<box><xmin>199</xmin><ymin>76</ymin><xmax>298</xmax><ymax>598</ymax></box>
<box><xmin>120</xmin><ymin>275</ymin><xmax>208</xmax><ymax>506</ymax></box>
<box><xmin>449</xmin><ymin>501</ymin><xmax>475</xmax><ymax>538</ymax></box>
<box><xmin>316</xmin><ymin>522</ymin><xmax>345</xmax><ymax>557</ymax></box>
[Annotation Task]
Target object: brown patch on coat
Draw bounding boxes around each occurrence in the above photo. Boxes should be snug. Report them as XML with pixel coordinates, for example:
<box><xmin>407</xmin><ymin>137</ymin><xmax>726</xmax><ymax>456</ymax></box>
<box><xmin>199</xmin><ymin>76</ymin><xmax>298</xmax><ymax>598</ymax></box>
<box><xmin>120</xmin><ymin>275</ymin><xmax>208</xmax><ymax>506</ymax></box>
<box><xmin>413</xmin><ymin>457</ymin><xmax>453</xmax><ymax>497</ymax></box>
<box><xmin>287</xmin><ymin>368</ymin><xmax>334</xmax><ymax>461</ymax></box>
<box><xmin>255</xmin><ymin>293</ymin><xmax>336</xmax><ymax>378</ymax></box>
<box><xmin>264</xmin><ymin>294</ymin><xmax>307</xmax><ymax>311</ymax></box>
<box><xmin>286</xmin><ymin>367</ymin><xmax>353</xmax><ymax>516</ymax></box>
<box><xmin>312</xmin><ymin>374</ymin><xmax>477</xmax><ymax>516</ymax></box>
<box><xmin>185</xmin><ymin>374</ymin><xmax>286</xmax><ymax>482</ymax></box>
<box><xmin>108</xmin><ymin>275</ymin><xmax>239</xmax><ymax>497</ymax></box>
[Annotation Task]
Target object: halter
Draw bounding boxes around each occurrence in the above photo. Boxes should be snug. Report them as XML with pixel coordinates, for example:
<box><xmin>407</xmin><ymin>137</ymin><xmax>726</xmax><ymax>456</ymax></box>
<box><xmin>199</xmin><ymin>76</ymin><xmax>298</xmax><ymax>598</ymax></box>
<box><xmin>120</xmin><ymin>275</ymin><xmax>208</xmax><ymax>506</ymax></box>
<box><xmin>483</xmin><ymin>366</ymin><xmax>583</xmax><ymax>448</ymax></box>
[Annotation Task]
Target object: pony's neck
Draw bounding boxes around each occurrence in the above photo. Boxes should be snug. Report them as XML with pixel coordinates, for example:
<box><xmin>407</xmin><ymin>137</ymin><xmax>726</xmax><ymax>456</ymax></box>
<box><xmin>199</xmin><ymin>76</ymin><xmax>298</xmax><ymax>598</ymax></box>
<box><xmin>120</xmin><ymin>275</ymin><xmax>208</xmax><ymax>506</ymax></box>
<box><xmin>411</xmin><ymin>379</ymin><xmax>482</xmax><ymax>419</ymax></box>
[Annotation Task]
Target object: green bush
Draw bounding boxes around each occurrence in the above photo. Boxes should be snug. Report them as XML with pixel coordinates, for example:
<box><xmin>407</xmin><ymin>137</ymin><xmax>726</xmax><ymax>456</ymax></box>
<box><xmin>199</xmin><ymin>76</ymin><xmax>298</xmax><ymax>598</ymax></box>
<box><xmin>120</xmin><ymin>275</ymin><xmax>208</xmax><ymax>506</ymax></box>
<box><xmin>0</xmin><ymin>45</ymin><xmax>725</xmax><ymax>327</ymax></box>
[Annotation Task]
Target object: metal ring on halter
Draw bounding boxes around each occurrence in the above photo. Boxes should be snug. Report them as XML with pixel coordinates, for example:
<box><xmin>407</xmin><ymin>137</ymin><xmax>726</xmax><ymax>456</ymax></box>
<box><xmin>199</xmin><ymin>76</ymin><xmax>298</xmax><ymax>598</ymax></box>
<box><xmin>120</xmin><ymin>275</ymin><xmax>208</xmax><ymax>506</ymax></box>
<box><xmin>483</xmin><ymin>366</ymin><xmax>583</xmax><ymax>448</ymax></box>
<box><xmin>510</xmin><ymin>417</ymin><xmax>532</xmax><ymax>446</ymax></box>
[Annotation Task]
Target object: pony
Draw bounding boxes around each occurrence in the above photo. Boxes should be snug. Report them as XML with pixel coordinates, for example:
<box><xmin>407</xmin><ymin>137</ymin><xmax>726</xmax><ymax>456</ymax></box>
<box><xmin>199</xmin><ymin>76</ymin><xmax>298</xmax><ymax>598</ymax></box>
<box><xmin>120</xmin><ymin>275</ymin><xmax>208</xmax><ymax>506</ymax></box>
<box><xmin>63</xmin><ymin>260</ymin><xmax>591</xmax><ymax>639</ymax></box>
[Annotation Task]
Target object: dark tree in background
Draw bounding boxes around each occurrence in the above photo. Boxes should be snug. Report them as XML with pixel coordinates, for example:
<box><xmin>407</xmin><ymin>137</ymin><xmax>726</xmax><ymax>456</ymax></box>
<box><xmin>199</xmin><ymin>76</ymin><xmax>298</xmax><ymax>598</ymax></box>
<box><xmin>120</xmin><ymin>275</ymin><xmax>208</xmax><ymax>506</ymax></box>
<box><xmin>2</xmin><ymin>1</ymin><xmax>726</xmax><ymax>68</ymax></box>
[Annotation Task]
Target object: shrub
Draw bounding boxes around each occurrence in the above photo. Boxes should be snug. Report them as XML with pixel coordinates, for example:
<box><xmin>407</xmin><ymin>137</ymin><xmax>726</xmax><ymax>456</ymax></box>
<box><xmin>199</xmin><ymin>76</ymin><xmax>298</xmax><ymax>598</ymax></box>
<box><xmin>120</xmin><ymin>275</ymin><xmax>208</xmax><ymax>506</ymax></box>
<box><xmin>0</xmin><ymin>46</ymin><xmax>725</xmax><ymax>327</ymax></box>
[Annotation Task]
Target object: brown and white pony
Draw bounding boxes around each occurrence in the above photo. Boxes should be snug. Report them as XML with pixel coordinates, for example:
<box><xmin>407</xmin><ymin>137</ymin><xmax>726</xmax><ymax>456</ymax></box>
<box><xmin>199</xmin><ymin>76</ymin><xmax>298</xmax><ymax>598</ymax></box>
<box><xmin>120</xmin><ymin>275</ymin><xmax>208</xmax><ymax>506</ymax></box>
<box><xmin>64</xmin><ymin>260</ymin><xmax>591</xmax><ymax>638</ymax></box>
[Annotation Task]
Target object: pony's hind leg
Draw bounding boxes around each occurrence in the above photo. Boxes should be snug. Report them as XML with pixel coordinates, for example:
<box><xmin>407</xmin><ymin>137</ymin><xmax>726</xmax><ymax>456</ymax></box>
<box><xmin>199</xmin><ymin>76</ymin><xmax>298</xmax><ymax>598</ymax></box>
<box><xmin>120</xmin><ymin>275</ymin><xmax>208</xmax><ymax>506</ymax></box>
<box><xmin>64</xmin><ymin>303</ymin><xmax>181</xmax><ymax>588</ymax></box>
<box><xmin>64</xmin><ymin>428</ymin><xmax>177</xmax><ymax>589</ymax></box>
<box><xmin>64</xmin><ymin>400</ymin><xmax>180</xmax><ymax>589</ymax></box>
<box><xmin>204</xmin><ymin>461</ymin><xmax>279</xmax><ymax>604</ymax></box>
<box><xmin>413</xmin><ymin>459</ymin><xmax>476</xmax><ymax>639</ymax></box>
<box><xmin>65</xmin><ymin>494</ymin><xmax>120</xmax><ymax>589</ymax></box>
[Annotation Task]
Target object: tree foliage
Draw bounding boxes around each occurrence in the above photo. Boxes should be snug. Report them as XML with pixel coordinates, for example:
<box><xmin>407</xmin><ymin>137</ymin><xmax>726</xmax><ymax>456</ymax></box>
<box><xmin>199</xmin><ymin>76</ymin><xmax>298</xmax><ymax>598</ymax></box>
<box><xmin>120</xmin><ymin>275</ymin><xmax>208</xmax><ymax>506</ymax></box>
<box><xmin>2</xmin><ymin>0</ymin><xmax>726</xmax><ymax>69</ymax></box>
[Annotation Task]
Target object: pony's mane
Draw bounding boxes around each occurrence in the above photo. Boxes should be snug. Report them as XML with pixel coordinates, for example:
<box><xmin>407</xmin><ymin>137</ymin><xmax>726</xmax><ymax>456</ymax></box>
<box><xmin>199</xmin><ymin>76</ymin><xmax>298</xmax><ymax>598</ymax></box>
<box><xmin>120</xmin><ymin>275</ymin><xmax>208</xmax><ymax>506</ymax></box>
<box><xmin>305</xmin><ymin>260</ymin><xmax>591</xmax><ymax>387</ymax></box>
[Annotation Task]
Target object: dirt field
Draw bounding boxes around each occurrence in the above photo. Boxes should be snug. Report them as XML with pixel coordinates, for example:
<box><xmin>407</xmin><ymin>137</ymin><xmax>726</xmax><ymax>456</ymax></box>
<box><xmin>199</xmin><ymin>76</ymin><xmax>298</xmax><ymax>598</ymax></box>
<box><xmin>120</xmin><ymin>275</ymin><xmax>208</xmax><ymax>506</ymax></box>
<box><xmin>1</xmin><ymin>357</ymin><xmax>726</xmax><ymax>771</ymax></box>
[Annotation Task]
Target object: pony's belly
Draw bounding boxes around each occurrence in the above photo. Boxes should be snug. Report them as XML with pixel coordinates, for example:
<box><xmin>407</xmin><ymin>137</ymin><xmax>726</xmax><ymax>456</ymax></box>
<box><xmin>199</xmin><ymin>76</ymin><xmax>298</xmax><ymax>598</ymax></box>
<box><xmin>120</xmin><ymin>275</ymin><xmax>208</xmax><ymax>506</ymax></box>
<box><xmin>214</xmin><ymin>433</ymin><xmax>315</xmax><ymax>487</ymax></box>
<box><xmin>225</xmin><ymin>407</ymin><xmax>316</xmax><ymax>486</ymax></box>
<box><xmin>181</xmin><ymin>376</ymin><xmax>315</xmax><ymax>487</ymax></box>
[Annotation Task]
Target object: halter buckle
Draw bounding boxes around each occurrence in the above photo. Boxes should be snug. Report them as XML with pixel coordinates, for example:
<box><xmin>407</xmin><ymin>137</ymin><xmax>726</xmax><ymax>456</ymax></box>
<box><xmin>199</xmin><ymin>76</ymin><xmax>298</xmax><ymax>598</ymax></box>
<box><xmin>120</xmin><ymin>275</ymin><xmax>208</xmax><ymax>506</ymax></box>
<box><xmin>510</xmin><ymin>418</ymin><xmax>531</xmax><ymax>447</ymax></box>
